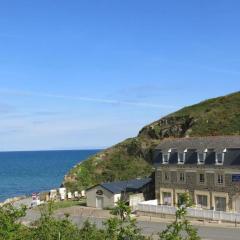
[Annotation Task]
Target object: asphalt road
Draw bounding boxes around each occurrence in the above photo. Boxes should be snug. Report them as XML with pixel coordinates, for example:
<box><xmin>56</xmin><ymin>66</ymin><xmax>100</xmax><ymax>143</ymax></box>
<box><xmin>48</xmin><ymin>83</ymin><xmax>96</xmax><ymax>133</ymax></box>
<box><xmin>20</xmin><ymin>206</ymin><xmax>240</xmax><ymax>240</ymax></box>
<box><xmin>138</xmin><ymin>220</ymin><xmax>240</xmax><ymax>240</ymax></box>
<box><xmin>64</xmin><ymin>215</ymin><xmax>240</xmax><ymax>240</ymax></box>
<box><xmin>13</xmin><ymin>197</ymin><xmax>32</xmax><ymax>208</ymax></box>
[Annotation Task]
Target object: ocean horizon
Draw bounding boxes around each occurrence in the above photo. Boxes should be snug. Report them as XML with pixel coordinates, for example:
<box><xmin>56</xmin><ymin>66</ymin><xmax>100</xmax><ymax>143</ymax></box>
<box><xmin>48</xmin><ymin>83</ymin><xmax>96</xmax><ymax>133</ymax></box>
<box><xmin>0</xmin><ymin>149</ymin><xmax>101</xmax><ymax>202</ymax></box>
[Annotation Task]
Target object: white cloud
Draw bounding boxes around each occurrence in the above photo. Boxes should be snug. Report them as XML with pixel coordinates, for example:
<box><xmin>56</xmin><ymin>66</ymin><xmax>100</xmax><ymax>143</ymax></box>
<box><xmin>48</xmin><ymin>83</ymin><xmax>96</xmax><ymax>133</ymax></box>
<box><xmin>0</xmin><ymin>88</ymin><xmax>177</xmax><ymax>109</ymax></box>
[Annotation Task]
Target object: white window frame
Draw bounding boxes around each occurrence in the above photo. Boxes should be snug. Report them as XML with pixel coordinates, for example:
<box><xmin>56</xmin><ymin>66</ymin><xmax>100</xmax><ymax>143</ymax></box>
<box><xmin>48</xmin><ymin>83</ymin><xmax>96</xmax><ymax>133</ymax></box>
<box><xmin>198</xmin><ymin>153</ymin><xmax>205</xmax><ymax>164</ymax></box>
<box><xmin>178</xmin><ymin>172</ymin><xmax>185</xmax><ymax>183</ymax></box>
<box><xmin>162</xmin><ymin>171</ymin><xmax>170</xmax><ymax>183</ymax></box>
<box><xmin>178</xmin><ymin>150</ymin><xmax>186</xmax><ymax>164</ymax></box>
<box><xmin>217</xmin><ymin>174</ymin><xmax>224</xmax><ymax>185</ymax></box>
<box><xmin>216</xmin><ymin>152</ymin><xmax>225</xmax><ymax>165</ymax></box>
<box><xmin>198</xmin><ymin>173</ymin><xmax>205</xmax><ymax>185</ymax></box>
<box><xmin>163</xmin><ymin>154</ymin><xmax>169</xmax><ymax>164</ymax></box>
<box><xmin>215</xmin><ymin>173</ymin><xmax>224</xmax><ymax>186</ymax></box>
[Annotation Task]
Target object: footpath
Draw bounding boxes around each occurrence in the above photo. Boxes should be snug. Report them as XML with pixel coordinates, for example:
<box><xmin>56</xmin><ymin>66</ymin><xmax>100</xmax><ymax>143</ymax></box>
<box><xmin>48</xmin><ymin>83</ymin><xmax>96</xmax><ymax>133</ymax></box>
<box><xmin>137</xmin><ymin>214</ymin><xmax>240</xmax><ymax>229</ymax></box>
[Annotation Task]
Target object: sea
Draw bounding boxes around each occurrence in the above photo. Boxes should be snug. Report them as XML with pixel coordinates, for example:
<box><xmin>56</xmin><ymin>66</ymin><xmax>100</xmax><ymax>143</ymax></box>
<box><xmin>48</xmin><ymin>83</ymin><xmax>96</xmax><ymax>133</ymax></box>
<box><xmin>0</xmin><ymin>149</ymin><xmax>100</xmax><ymax>202</ymax></box>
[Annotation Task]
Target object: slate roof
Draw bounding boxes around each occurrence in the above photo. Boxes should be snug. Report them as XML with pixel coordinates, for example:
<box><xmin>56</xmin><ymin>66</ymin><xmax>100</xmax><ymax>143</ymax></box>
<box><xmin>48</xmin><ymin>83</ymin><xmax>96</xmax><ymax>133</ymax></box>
<box><xmin>154</xmin><ymin>136</ymin><xmax>240</xmax><ymax>166</ymax></box>
<box><xmin>156</xmin><ymin>136</ymin><xmax>240</xmax><ymax>153</ymax></box>
<box><xmin>96</xmin><ymin>178</ymin><xmax>152</xmax><ymax>194</ymax></box>
<box><xmin>224</xmin><ymin>149</ymin><xmax>240</xmax><ymax>166</ymax></box>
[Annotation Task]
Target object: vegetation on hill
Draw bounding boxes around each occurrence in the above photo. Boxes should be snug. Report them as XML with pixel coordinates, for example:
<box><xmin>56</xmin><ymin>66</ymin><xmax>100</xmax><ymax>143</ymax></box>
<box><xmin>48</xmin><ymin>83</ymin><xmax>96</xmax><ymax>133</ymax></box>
<box><xmin>140</xmin><ymin>91</ymin><xmax>240</xmax><ymax>138</ymax></box>
<box><xmin>63</xmin><ymin>91</ymin><xmax>240</xmax><ymax>191</ymax></box>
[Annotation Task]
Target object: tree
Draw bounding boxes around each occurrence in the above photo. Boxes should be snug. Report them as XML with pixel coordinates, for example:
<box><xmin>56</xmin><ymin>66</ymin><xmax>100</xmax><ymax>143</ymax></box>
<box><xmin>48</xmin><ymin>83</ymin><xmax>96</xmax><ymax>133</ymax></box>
<box><xmin>159</xmin><ymin>193</ymin><xmax>201</xmax><ymax>240</ymax></box>
<box><xmin>104</xmin><ymin>199</ymin><xmax>149</xmax><ymax>240</ymax></box>
<box><xmin>0</xmin><ymin>203</ymin><xmax>28</xmax><ymax>240</ymax></box>
<box><xmin>32</xmin><ymin>202</ymin><xmax>80</xmax><ymax>240</ymax></box>
<box><xmin>0</xmin><ymin>200</ymin><xmax>150</xmax><ymax>240</ymax></box>
<box><xmin>32</xmin><ymin>202</ymin><xmax>106</xmax><ymax>240</ymax></box>
<box><xmin>78</xmin><ymin>220</ymin><xmax>106</xmax><ymax>240</ymax></box>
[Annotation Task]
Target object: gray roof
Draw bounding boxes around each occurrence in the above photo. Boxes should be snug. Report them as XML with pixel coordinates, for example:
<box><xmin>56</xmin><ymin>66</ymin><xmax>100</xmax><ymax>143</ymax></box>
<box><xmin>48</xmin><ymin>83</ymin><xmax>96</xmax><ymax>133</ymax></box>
<box><xmin>154</xmin><ymin>136</ymin><xmax>240</xmax><ymax>166</ymax></box>
<box><xmin>154</xmin><ymin>149</ymin><xmax>240</xmax><ymax>166</ymax></box>
<box><xmin>156</xmin><ymin>136</ymin><xmax>240</xmax><ymax>153</ymax></box>
<box><xmin>99</xmin><ymin>178</ymin><xmax>152</xmax><ymax>194</ymax></box>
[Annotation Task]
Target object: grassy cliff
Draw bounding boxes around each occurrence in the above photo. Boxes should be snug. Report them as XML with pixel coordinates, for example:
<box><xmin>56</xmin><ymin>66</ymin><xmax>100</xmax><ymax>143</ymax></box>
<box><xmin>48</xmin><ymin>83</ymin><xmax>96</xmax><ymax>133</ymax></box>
<box><xmin>63</xmin><ymin>91</ymin><xmax>240</xmax><ymax>191</ymax></box>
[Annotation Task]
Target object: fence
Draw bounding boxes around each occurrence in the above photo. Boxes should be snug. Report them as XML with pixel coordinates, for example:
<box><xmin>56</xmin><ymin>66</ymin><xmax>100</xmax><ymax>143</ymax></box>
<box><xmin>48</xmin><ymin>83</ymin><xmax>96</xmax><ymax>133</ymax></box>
<box><xmin>137</xmin><ymin>201</ymin><xmax>240</xmax><ymax>223</ymax></box>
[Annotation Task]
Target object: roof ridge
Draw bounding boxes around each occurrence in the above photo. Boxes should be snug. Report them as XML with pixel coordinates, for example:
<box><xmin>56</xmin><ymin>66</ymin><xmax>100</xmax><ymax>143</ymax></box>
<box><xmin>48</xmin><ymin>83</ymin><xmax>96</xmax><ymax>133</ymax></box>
<box><xmin>162</xmin><ymin>135</ymin><xmax>240</xmax><ymax>141</ymax></box>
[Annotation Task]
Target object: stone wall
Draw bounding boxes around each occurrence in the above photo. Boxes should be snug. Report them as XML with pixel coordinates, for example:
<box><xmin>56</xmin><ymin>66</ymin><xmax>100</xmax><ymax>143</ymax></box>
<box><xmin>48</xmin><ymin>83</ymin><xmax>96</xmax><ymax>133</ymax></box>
<box><xmin>155</xmin><ymin>165</ymin><xmax>240</xmax><ymax>210</ymax></box>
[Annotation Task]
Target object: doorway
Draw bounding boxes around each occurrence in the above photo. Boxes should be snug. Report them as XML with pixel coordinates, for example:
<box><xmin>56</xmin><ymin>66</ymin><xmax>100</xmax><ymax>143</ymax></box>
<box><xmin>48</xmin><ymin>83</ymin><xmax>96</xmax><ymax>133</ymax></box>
<box><xmin>162</xmin><ymin>192</ymin><xmax>172</xmax><ymax>206</ymax></box>
<box><xmin>233</xmin><ymin>195</ymin><xmax>240</xmax><ymax>212</ymax></box>
<box><xmin>96</xmin><ymin>196</ymin><xmax>104</xmax><ymax>208</ymax></box>
<box><xmin>215</xmin><ymin>197</ymin><xmax>226</xmax><ymax>211</ymax></box>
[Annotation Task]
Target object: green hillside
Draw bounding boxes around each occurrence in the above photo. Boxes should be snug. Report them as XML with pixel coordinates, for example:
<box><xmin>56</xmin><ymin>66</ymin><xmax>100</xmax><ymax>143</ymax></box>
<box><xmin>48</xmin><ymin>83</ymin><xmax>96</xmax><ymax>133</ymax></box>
<box><xmin>63</xmin><ymin>91</ymin><xmax>240</xmax><ymax>191</ymax></box>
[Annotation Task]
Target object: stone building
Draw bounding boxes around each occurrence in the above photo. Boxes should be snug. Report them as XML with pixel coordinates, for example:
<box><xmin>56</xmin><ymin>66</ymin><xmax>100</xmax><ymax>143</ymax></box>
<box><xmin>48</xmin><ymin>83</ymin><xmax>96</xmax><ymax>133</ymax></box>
<box><xmin>153</xmin><ymin>136</ymin><xmax>240</xmax><ymax>212</ymax></box>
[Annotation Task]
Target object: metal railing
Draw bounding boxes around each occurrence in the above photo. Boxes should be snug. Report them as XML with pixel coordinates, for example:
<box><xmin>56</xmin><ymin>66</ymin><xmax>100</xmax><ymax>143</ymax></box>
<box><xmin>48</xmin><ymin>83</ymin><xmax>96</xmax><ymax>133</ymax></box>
<box><xmin>137</xmin><ymin>201</ymin><xmax>240</xmax><ymax>223</ymax></box>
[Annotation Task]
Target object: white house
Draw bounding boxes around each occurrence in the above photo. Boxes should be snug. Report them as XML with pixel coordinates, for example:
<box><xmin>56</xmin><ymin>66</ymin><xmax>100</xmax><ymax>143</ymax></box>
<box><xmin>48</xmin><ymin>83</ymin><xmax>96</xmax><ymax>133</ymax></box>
<box><xmin>86</xmin><ymin>178</ymin><xmax>152</xmax><ymax>209</ymax></box>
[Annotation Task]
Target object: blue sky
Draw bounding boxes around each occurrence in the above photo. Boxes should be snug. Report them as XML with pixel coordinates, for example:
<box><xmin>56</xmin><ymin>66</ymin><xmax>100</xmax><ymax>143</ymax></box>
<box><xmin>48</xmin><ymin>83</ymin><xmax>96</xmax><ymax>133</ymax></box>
<box><xmin>0</xmin><ymin>0</ymin><xmax>239</xmax><ymax>151</ymax></box>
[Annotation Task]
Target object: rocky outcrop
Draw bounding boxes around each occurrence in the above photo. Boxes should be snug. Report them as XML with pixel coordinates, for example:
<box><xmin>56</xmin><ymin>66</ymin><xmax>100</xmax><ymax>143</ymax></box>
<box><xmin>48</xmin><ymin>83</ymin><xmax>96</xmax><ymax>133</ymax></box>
<box><xmin>139</xmin><ymin>115</ymin><xmax>194</xmax><ymax>139</ymax></box>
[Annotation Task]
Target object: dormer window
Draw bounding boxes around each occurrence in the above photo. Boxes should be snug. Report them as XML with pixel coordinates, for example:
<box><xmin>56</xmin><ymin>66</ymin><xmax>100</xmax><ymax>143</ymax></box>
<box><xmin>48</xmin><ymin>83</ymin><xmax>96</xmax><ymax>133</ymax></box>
<box><xmin>204</xmin><ymin>152</ymin><xmax>207</xmax><ymax>160</ymax></box>
<box><xmin>178</xmin><ymin>153</ymin><xmax>185</xmax><ymax>164</ymax></box>
<box><xmin>163</xmin><ymin>154</ymin><xmax>169</xmax><ymax>164</ymax></box>
<box><xmin>198</xmin><ymin>153</ymin><xmax>204</xmax><ymax>164</ymax></box>
<box><xmin>163</xmin><ymin>148</ymin><xmax>177</xmax><ymax>164</ymax></box>
<box><xmin>216</xmin><ymin>153</ymin><xmax>224</xmax><ymax>165</ymax></box>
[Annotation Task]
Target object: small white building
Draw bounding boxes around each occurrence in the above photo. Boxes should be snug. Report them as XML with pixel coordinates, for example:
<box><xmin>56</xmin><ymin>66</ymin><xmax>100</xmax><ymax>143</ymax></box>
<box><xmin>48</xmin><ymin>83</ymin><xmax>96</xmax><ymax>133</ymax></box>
<box><xmin>59</xmin><ymin>188</ymin><xmax>66</xmax><ymax>200</ymax></box>
<box><xmin>49</xmin><ymin>189</ymin><xmax>57</xmax><ymax>200</ymax></box>
<box><xmin>74</xmin><ymin>191</ymin><xmax>79</xmax><ymax>198</ymax></box>
<box><xmin>86</xmin><ymin>178</ymin><xmax>152</xmax><ymax>209</ymax></box>
<box><xmin>67</xmin><ymin>192</ymin><xmax>72</xmax><ymax>199</ymax></box>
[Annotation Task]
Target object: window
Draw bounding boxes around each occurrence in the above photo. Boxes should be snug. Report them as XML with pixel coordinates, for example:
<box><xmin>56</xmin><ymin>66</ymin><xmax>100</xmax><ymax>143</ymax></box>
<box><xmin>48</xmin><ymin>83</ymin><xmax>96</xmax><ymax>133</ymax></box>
<box><xmin>199</xmin><ymin>173</ymin><xmax>205</xmax><ymax>184</ymax></box>
<box><xmin>164</xmin><ymin>172</ymin><xmax>169</xmax><ymax>181</ymax></box>
<box><xmin>198</xmin><ymin>153</ymin><xmax>204</xmax><ymax>164</ymax></box>
<box><xmin>178</xmin><ymin>153</ymin><xmax>184</xmax><ymax>164</ymax></box>
<box><xmin>196</xmin><ymin>195</ymin><xmax>208</xmax><ymax>208</ymax></box>
<box><xmin>162</xmin><ymin>192</ymin><xmax>172</xmax><ymax>206</ymax></box>
<box><xmin>178</xmin><ymin>172</ymin><xmax>185</xmax><ymax>183</ymax></box>
<box><xmin>216</xmin><ymin>173</ymin><xmax>224</xmax><ymax>185</ymax></box>
<box><xmin>163</xmin><ymin>154</ymin><xmax>169</xmax><ymax>164</ymax></box>
<box><xmin>215</xmin><ymin>197</ymin><xmax>226</xmax><ymax>211</ymax></box>
<box><xmin>162</xmin><ymin>171</ymin><xmax>170</xmax><ymax>182</ymax></box>
<box><xmin>216</xmin><ymin>153</ymin><xmax>224</xmax><ymax>165</ymax></box>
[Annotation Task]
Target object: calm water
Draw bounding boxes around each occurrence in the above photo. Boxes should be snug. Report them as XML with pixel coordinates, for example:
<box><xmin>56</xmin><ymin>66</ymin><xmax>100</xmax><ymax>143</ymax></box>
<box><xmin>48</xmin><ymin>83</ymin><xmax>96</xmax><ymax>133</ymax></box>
<box><xmin>0</xmin><ymin>150</ymin><xmax>100</xmax><ymax>201</ymax></box>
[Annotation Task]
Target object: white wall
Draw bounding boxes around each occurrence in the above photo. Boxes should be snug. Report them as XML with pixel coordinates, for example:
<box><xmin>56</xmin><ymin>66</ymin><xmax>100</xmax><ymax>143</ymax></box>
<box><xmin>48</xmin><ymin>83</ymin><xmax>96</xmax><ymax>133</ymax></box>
<box><xmin>129</xmin><ymin>193</ymin><xmax>144</xmax><ymax>207</ymax></box>
<box><xmin>86</xmin><ymin>186</ymin><xmax>115</xmax><ymax>208</ymax></box>
<box><xmin>114</xmin><ymin>194</ymin><xmax>121</xmax><ymax>204</ymax></box>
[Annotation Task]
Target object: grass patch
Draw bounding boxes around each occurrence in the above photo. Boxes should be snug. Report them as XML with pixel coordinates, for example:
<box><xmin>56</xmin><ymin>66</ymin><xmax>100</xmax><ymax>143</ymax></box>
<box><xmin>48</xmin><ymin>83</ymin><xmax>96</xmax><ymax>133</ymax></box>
<box><xmin>51</xmin><ymin>199</ymin><xmax>86</xmax><ymax>210</ymax></box>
